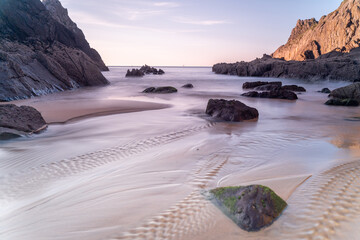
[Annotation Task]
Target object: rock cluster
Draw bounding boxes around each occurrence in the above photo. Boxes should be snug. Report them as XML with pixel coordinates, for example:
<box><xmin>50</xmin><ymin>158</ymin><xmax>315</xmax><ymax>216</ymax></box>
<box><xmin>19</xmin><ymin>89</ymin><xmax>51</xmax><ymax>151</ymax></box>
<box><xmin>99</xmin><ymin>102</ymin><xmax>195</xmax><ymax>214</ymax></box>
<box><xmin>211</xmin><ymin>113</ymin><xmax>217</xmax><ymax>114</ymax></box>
<box><xmin>126</xmin><ymin>69</ymin><xmax>145</xmax><ymax>77</ymax></box>
<box><xmin>126</xmin><ymin>65</ymin><xmax>165</xmax><ymax>77</ymax></box>
<box><xmin>213</xmin><ymin>50</ymin><xmax>360</xmax><ymax>81</ymax></box>
<box><xmin>209</xmin><ymin>185</ymin><xmax>287</xmax><ymax>232</ymax></box>
<box><xmin>0</xmin><ymin>0</ymin><xmax>109</xmax><ymax>102</ymax></box>
<box><xmin>273</xmin><ymin>0</ymin><xmax>360</xmax><ymax>61</ymax></box>
<box><xmin>205</xmin><ymin>99</ymin><xmax>259</xmax><ymax>122</ymax></box>
<box><xmin>0</xmin><ymin>104</ymin><xmax>47</xmax><ymax>139</ymax></box>
<box><xmin>143</xmin><ymin>86</ymin><xmax>178</xmax><ymax>94</ymax></box>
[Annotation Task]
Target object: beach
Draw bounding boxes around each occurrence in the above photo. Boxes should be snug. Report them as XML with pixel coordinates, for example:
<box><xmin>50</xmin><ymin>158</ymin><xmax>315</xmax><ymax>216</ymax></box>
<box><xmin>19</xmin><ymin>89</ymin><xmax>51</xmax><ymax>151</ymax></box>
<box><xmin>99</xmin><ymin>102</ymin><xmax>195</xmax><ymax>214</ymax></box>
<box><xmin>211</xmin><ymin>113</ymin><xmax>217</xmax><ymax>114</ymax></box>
<box><xmin>1</xmin><ymin>67</ymin><xmax>360</xmax><ymax>240</ymax></box>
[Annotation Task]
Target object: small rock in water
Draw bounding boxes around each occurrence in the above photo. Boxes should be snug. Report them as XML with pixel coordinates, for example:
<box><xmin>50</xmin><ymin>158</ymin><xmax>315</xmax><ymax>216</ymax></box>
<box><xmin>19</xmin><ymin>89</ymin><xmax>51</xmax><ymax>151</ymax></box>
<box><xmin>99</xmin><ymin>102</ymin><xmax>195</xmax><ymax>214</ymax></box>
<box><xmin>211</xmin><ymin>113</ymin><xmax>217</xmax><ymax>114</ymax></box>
<box><xmin>242</xmin><ymin>90</ymin><xmax>298</xmax><ymax>100</ymax></box>
<box><xmin>318</xmin><ymin>88</ymin><xmax>331</xmax><ymax>94</ymax></box>
<box><xmin>208</xmin><ymin>185</ymin><xmax>287</xmax><ymax>232</ymax></box>
<box><xmin>325</xmin><ymin>98</ymin><xmax>359</xmax><ymax>107</ymax></box>
<box><xmin>206</xmin><ymin>99</ymin><xmax>259</xmax><ymax>122</ymax></box>
<box><xmin>143</xmin><ymin>86</ymin><xmax>178</xmax><ymax>94</ymax></box>
<box><xmin>182</xmin><ymin>83</ymin><xmax>194</xmax><ymax>89</ymax></box>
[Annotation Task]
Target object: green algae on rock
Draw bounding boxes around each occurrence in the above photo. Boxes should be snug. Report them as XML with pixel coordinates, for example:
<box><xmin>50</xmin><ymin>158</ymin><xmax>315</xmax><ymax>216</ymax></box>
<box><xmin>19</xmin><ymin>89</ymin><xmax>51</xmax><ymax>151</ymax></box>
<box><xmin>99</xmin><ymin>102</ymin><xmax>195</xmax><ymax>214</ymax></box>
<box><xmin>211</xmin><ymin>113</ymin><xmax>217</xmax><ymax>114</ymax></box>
<box><xmin>209</xmin><ymin>185</ymin><xmax>287</xmax><ymax>232</ymax></box>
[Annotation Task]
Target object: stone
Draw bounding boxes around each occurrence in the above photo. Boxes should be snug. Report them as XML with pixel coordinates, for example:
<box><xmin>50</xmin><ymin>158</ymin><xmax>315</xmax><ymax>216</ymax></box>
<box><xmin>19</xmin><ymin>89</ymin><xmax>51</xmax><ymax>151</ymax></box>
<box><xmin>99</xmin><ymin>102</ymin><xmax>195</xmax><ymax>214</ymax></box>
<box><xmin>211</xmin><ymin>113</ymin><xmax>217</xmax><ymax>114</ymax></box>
<box><xmin>242</xmin><ymin>90</ymin><xmax>298</xmax><ymax>100</ymax></box>
<box><xmin>243</xmin><ymin>81</ymin><xmax>282</xmax><ymax>89</ymax></box>
<box><xmin>205</xmin><ymin>99</ymin><xmax>259</xmax><ymax>122</ymax></box>
<box><xmin>143</xmin><ymin>86</ymin><xmax>178</xmax><ymax>94</ymax></box>
<box><xmin>182</xmin><ymin>83</ymin><xmax>194</xmax><ymax>88</ymax></box>
<box><xmin>126</xmin><ymin>69</ymin><xmax>145</xmax><ymax>77</ymax></box>
<box><xmin>325</xmin><ymin>98</ymin><xmax>359</xmax><ymax>107</ymax></box>
<box><xmin>209</xmin><ymin>185</ymin><xmax>287</xmax><ymax>232</ymax></box>
<box><xmin>272</xmin><ymin>1</ymin><xmax>360</xmax><ymax>61</ymax></box>
<box><xmin>0</xmin><ymin>104</ymin><xmax>47</xmax><ymax>139</ymax></box>
<box><xmin>329</xmin><ymin>83</ymin><xmax>360</xmax><ymax>101</ymax></box>
<box><xmin>319</xmin><ymin>88</ymin><xmax>331</xmax><ymax>94</ymax></box>
<box><xmin>254</xmin><ymin>84</ymin><xmax>282</xmax><ymax>91</ymax></box>
<box><xmin>0</xmin><ymin>0</ymin><xmax>109</xmax><ymax>102</ymax></box>
<box><xmin>139</xmin><ymin>65</ymin><xmax>165</xmax><ymax>75</ymax></box>
<box><xmin>281</xmin><ymin>85</ymin><xmax>306</xmax><ymax>92</ymax></box>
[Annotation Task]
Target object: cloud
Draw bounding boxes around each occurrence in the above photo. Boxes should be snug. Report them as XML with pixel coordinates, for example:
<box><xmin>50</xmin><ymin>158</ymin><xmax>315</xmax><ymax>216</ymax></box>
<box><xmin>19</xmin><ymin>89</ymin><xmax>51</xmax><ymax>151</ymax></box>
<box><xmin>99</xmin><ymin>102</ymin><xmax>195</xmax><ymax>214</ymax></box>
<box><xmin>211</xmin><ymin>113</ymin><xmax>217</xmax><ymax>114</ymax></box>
<box><xmin>174</xmin><ymin>17</ymin><xmax>229</xmax><ymax>26</ymax></box>
<box><xmin>153</xmin><ymin>2</ymin><xmax>180</xmax><ymax>8</ymax></box>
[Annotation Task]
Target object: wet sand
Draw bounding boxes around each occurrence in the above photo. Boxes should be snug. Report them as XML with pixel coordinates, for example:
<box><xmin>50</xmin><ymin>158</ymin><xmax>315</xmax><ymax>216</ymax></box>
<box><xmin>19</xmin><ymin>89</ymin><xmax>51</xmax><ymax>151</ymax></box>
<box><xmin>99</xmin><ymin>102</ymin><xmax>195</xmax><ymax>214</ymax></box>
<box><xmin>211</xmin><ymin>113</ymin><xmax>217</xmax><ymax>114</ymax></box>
<box><xmin>1</xmin><ymin>67</ymin><xmax>360</xmax><ymax>240</ymax></box>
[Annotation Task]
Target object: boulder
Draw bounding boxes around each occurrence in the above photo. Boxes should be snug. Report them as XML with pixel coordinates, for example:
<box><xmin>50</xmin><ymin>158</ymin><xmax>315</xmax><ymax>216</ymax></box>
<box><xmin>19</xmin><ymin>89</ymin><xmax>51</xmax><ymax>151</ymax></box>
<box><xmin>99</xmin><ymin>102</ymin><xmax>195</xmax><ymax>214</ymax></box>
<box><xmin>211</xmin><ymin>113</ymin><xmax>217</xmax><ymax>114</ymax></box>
<box><xmin>325</xmin><ymin>98</ymin><xmax>359</xmax><ymax>107</ymax></box>
<box><xmin>0</xmin><ymin>104</ymin><xmax>47</xmax><ymax>139</ymax></box>
<box><xmin>242</xmin><ymin>90</ymin><xmax>298</xmax><ymax>100</ymax></box>
<box><xmin>329</xmin><ymin>83</ymin><xmax>360</xmax><ymax>101</ymax></box>
<box><xmin>143</xmin><ymin>86</ymin><xmax>178</xmax><ymax>94</ymax></box>
<box><xmin>319</xmin><ymin>88</ymin><xmax>331</xmax><ymax>94</ymax></box>
<box><xmin>254</xmin><ymin>84</ymin><xmax>282</xmax><ymax>91</ymax></box>
<box><xmin>205</xmin><ymin>99</ymin><xmax>259</xmax><ymax>122</ymax></box>
<box><xmin>182</xmin><ymin>83</ymin><xmax>194</xmax><ymax>89</ymax></box>
<box><xmin>281</xmin><ymin>85</ymin><xmax>306</xmax><ymax>92</ymax></box>
<box><xmin>126</xmin><ymin>69</ymin><xmax>145</xmax><ymax>77</ymax></box>
<box><xmin>209</xmin><ymin>185</ymin><xmax>287</xmax><ymax>232</ymax></box>
<box><xmin>243</xmin><ymin>81</ymin><xmax>282</xmax><ymax>89</ymax></box>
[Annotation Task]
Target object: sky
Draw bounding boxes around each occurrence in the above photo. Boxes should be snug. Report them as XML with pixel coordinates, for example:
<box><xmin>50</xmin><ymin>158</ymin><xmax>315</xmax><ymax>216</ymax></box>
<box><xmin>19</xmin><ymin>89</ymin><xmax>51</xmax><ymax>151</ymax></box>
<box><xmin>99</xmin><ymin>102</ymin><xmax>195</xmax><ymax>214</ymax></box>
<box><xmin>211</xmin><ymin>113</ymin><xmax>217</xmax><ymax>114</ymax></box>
<box><xmin>60</xmin><ymin>0</ymin><xmax>343</xmax><ymax>66</ymax></box>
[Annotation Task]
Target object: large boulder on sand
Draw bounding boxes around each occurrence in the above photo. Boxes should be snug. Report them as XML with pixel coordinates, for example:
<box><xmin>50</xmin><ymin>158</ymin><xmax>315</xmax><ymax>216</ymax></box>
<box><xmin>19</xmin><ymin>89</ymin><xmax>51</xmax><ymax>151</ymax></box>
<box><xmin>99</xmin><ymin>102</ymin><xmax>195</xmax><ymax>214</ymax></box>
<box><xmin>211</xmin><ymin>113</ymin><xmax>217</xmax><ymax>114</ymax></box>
<box><xmin>143</xmin><ymin>86</ymin><xmax>178</xmax><ymax>94</ymax></box>
<box><xmin>329</xmin><ymin>83</ymin><xmax>360</xmax><ymax>101</ymax></box>
<box><xmin>208</xmin><ymin>185</ymin><xmax>287</xmax><ymax>232</ymax></box>
<box><xmin>0</xmin><ymin>104</ymin><xmax>47</xmax><ymax>139</ymax></box>
<box><xmin>205</xmin><ymin>99</ymin><xmax>259</xmax><ymax>122</ymax></box>
<box><xmin>325</xmin><ymin>98</ymin><xmax>359</xmax><ymax>107</ymax></box>
<box><xmin>242</xmin><ymin>90</ymin><xmax>298</xmax><ymax>100</ymax></box>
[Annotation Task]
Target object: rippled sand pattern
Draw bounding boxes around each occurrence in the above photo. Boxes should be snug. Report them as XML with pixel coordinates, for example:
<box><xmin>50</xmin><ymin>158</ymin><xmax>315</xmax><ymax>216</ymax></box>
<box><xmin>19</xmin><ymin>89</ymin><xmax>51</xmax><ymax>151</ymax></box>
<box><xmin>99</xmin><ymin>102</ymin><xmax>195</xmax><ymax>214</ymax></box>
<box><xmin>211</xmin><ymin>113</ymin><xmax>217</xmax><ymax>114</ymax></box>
<box><xmin>0</xmin><ymin>122</ymin><xmax>215</xmax><ymax>202</ymax></box>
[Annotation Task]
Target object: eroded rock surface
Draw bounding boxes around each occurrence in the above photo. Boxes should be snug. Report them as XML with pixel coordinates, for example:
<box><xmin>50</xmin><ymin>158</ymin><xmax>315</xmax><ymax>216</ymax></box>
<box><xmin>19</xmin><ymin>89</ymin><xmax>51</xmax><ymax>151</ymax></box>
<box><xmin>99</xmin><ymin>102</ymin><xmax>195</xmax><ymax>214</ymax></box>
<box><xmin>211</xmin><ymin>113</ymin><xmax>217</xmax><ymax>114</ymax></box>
<box><xmin>209</xmin><ymin>185</ymin><xmax>287</xmax><ymax>232</ymax></box>
<box><xmin>0</xmin><ymin>104</ymin><xmax>47</xmax><ymax>139</ymax></box>
<box><xmin>0</xmin><ymin>0</ymin><xmax>109</xmax><ymax>102</ymax></box>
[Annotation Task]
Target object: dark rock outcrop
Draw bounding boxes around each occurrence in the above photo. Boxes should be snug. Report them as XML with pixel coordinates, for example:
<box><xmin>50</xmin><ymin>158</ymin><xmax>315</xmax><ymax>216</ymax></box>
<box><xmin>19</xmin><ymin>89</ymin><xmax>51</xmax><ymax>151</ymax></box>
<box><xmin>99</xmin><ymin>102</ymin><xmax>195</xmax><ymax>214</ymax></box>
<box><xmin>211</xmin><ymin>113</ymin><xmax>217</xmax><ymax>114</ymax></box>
<box><xmin>0</xmin><ymin>0</ymin><xmax>109</xmax><ymax>102</ymax></box>
<box><xmin>143</xmin><ymin>86</ymin><xmax>178</xmax><ymax>94</ymax></box>
<box><xmin>209</xmin><ymin>185</ymin><xmax>287</xmax><ymax>232</ymax></box>
<box><xmin>325</xmin><ymin>98</ymin><xmax>359</xmax><ymax>107</ymax></box>
<box><xmin>205</xmin><ymin>99</ymin><xmax>259</xmax><ymax>122</ymax></box>
<box><xmin>242</xmin><ymin>90</ymin><xmax>298</xmax><ymax>100</ymax></box>
<box><xmin>139</xmin><ymin>65</ymin><xmax>165</xmax><ymax>75</ymax></box>
<box><xmin>182</xmin><ymin>83</ymin><xmax>194</xmax><ymax>89</ymax></box>
<box><xmin>281</xmin><ymin>85</ymin><xmax>306</xmax><ymax>92</ymax></box>
<box><xmin>0</xmin><ymin>104</ymin><xmax>47</xmax><ymax>139</ymax></box>
<box><xmin>213</xmin><ymin>49</ymin><xmax>360</xmax><ymax>81</ymax></box>
<box><xmin>272</xmin><ymin>1</ymin><xmax>360</xmax><ymax>61</ymax></box>
<box><xmin>329</xmin><ymin>83</ymin><xmax>360</xmax><ymax>101</ymax></box>
<box><xmin>126</xmin><ymin>69</ymin><xmax>145</xmax><ymax>77</ymax></box>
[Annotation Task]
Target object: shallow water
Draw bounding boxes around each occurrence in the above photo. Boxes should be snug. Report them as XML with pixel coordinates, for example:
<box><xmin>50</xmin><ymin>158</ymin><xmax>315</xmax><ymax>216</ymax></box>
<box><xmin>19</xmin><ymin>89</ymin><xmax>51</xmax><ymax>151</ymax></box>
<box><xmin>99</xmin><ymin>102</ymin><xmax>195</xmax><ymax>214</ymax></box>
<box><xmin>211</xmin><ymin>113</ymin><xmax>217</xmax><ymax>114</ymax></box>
<box><xmin>1</xmin><ymin>67</ymin><xmax>360</xmax><ymax>240</ymax></box>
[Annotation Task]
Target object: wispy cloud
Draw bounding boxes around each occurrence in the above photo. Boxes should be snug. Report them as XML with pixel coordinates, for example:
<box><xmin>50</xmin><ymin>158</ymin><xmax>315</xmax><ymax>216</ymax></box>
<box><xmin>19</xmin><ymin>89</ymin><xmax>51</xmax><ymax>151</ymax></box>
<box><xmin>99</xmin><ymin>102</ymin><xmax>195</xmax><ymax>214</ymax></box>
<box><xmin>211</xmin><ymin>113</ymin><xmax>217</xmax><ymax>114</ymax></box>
<box><xmin>174</xmin><ymin>17</ymin><xmax>229</xmax><ymax>26</ymax></box>
<box><xmin>153</xmin><ymin>2</ymin><xmax>180</xmax><ymax>8</ymax></box>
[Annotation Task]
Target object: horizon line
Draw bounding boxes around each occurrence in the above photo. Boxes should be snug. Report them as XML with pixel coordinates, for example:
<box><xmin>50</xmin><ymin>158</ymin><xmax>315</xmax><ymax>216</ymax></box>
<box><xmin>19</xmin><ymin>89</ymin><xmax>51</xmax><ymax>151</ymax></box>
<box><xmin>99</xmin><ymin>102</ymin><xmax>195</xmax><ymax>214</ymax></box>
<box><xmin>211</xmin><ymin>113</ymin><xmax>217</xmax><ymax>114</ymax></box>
<box><xmin>107</xmin><ymin>65</ymin><xmax>213</xmax><ymax>68</ymax></box>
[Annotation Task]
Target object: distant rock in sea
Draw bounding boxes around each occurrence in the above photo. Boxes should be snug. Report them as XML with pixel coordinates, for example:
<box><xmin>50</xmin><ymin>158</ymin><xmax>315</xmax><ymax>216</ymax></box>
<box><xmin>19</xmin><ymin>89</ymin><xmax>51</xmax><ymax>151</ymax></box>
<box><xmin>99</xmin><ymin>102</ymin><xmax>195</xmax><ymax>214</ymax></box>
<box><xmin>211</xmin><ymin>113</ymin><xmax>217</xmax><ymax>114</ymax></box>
<box><xmin>213</xmin><ymin>1</ymin><xmax>360</xmax><ymax>81</ymax></box>
<box><xmin>126</xmin><ymin>69</ymin><xmax>145</xmax><ymax>77</ymax></box>
<box><xmin>126</xmin><ymin>65</ymin><xmax>165</xmax><ymax>77</ymax></box>
<box><xmin>0</xmin><ymin>0</ymin><xmax>109</xmax><ymax>102</ymax></box>
<box><xmin>0</xmin><ymin>104</ymin><xmax>47</xmax><ymax>140</ymax></box>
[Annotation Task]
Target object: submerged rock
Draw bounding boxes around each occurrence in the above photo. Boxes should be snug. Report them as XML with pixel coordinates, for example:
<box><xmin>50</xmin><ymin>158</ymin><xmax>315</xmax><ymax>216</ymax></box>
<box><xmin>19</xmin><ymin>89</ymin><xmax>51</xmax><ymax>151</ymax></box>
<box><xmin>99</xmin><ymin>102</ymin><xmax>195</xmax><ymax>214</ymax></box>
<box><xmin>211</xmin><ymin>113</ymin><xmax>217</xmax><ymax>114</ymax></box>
<box><xmin>209</xmin><ymin>185</ymin><xmax>287</xmax><ymax>232</ymax></box>
<box><xmin>143</xmin><ymin>86</ymin><xmax>178</xmax><ymax>94</ymax></box>
<box><xmin>0</xmin><ymin>104</ymin><xmax>47</xmax><ymax>139</ymax></box>
<box><xmin>205</xmin><ymin>99</ymin><xmax>259</xmax><ymax>122</ymax></box>
<box><xmin>325</xmin><ymin>98</ymin><xmax>359</xmax><ymax>107</ymax></box>
<box><xmin>182</xmin><ymin>83</ymin><xmax>194</xmax><ymax>89</ymax></box>
<box><xmin>281</xmin><ymin>85</ymin><xmax>306</xmax><ymax>92</ymax></box>
<box><xmin>242</xmin><ymin>90</ymin><xmax>298</xmax><ymax>100</ymax></box>
<box><xmin>243</xmin><ymin>81</ymin><xmax>282</xmax><ymax>89</ymax></box>
<box><xmin>329</xmin><ymin>83</ymin><xmax>360</xmax><ymax>101</ymax></box>
<box><xmin>319</xmin><ymin>88</ymin><xmax>331</xmax><ymax>94</ymax></box>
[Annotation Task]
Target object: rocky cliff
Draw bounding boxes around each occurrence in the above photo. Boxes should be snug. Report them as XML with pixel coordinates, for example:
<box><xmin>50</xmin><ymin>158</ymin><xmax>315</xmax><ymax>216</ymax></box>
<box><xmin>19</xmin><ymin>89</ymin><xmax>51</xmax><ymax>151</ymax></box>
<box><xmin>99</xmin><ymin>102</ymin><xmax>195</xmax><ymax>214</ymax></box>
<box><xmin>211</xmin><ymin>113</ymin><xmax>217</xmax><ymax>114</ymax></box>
<box><xmin>273</xmin><ymin>0</ymin><xmax>360</xmax><ymax>61</ymax></box>
<box><xmin>0</xmin><ymin>0</ymin><xmax>109</xmax><ymax>102</ymax></box>
<box><xmin>213</xmin><ymin>0</ymin><xmax>360</xmax><ymax>81</ymax></box>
